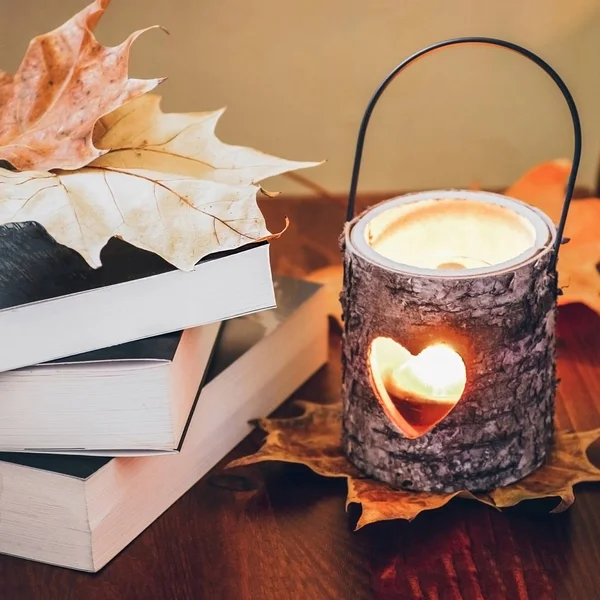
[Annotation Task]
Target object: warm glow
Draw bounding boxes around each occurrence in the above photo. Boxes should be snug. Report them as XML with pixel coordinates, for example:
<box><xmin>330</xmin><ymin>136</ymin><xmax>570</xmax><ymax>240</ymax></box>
<box><xmin>386</xmin><ymin>344</ymin><xmax>467</xmax><ymax>402</ymax></box>
<box><xmin>364</xmin><ymin>196</ymin><xmax>538</xmax><ymax>271</ymax></box>
<box><xmin>369</xmin><ymin>337</ymin><xmax>467</xmax><ymax>438</ymax></box>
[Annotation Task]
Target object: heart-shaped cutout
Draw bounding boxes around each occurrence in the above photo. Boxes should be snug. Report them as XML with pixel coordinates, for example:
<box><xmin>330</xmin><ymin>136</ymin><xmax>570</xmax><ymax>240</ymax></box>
<box><xmin>369</xmin><ymin>337</ymin><xmax>466</xmax><ymax>439</ymax></box>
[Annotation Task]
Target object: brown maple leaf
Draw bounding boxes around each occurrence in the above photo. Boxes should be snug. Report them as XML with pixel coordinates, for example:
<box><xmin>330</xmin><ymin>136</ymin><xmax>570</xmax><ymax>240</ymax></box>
<box><xmin>0</xmin><ymin>0</ymin><xmax>162</xmax><ymax>172</ymax></box>
<box><xmin>227</xmin><ymin>402</ymin><xmax>600</xmax><ymax>529</ymax></box>
<box><xmin>346</xmin><ymin>479</ymin><xmax>482</xmax><ymax>529</ymax></box>
<box><xmin>229</xmin><ymin>401</ymin><xmax>362</xmax><ymax>479</ymax></box>
<box><xmin>506</xmin><ymin>160</ymin><xmax>600</xmax><ymax>314</ymax></box>
<box><xmin>489</xmin><ymin>429</ymin><xmax>600</xmax><ymax>512</ymax></box>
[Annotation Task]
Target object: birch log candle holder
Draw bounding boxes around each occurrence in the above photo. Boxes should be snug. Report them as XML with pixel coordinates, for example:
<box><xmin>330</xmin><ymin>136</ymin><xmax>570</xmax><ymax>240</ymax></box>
<box><xmin>340</xmin><ymin>38</ymin><xmax>582</xmax><ymax>493</ymax></box>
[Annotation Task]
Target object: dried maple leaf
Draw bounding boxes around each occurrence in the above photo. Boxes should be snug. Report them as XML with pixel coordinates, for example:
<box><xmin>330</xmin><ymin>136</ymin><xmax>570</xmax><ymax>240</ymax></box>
<box><xmin>229</xmin><ymin>401</ymin><xmax>362</xmax><ymax>479</ymax></box>
<box><xmin>0</xmin><ymin>1</ymin><xmax>319</xmax><ymax>270</ymax></box>
<box><xmin>346</xmin><ymin>479</ymin><xmax>482</xmax><ymax>529</ymax></box>
<box><xmin>0</xmin><ymin>92</ymin><xmax>318</xmax><ymax>269</ymax></box>
<box><xmin>0</xmin><ymin>0</ymin><xmax>162</xmax><ymax>172</ymax></box>
<box><xmin>506</xmin><ymin>160</ymin><xmax>600</xmax><ymax>314</ymax></box>
<box><xmin>489</xmin><ymin>429</ymin><xmax>600</xmax><ymax>512</ymax></box>
<box><xmin>227</xmin><ymin>401</ymin><xmax>600</xmax><ymax>529</ymax></box>
<box><xmin>505</xmin><ymin>159</ymin><xmax>572</xmax><ymax>222</ymax></box>
<box><xmin>0</xmin><ymin>167</ymin><xmax>277</xmax><ymax>271</ymax></box>
<box><xmin>92</xmin><ymin>94</ymin><xmax>320</xmax><ymax>185</ymax></box>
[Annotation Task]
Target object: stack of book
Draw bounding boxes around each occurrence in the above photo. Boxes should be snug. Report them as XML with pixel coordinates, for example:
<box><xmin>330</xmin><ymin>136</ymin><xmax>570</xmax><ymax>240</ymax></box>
<box><xmin>0</xmin><ymin>223</ymin><xmax>329</xmax><ymax>572</ymax></box>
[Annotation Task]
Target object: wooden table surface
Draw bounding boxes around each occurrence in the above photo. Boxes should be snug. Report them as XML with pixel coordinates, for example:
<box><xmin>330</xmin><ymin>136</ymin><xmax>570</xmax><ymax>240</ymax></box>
<box><xmin>2</xmin><ymin>196</ymin><xmax>600</xmax><ymax>600</ymax></box>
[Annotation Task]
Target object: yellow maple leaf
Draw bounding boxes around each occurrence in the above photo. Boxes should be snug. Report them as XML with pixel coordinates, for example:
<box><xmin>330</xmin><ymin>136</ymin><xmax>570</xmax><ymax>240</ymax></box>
<box><xmin>0</xmin><ymin>168</ymin><xmax>278</xmax><ymax>271</ymax></box>
<box><xmin>93</xmin><ymin>94</ymin><xmax>319</xmax><ymax>185</ymax></box>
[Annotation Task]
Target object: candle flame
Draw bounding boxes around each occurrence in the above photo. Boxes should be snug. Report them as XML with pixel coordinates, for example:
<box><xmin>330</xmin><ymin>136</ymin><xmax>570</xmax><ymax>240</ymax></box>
<box><xmin>390</xmin><ymin>344</ymin><xmax>466</xmax><ymax>401</ymax></box>
<box><xmin>369</xmin><ymin>337</ymin><xmax>467</xmax><ymax>438</ymax></box>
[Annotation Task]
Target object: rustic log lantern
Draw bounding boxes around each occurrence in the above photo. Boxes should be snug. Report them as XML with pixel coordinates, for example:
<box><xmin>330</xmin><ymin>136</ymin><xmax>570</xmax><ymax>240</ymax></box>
<box><xmin>341</xmin><ymin>38</ymin><xmax>582</xmax><ymax>493</ymax></box>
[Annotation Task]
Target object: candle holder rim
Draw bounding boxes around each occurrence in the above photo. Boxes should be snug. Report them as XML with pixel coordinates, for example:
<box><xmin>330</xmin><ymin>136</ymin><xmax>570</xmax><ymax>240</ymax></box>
<box><xmin>347</xmin><ymin>188</ymin><xmax>557</xmax><ymax>279</ymax></box>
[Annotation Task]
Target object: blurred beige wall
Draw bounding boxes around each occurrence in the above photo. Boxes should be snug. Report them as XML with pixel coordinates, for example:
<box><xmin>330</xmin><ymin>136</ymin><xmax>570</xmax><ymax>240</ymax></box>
<box><xmin>1</xmin><ymin>0</ymin><xmax>599</xmax><ymax>195</ymax></box>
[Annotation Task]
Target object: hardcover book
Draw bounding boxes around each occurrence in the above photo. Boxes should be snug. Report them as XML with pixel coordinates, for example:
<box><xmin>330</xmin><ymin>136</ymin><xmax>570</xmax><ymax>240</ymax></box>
<box><xmin>0</xmin><ymin>322</ymin><xmax>222</xmax><ymax>455</ymax></box>
<box><xmin>0</xmin><ymin>276</ymin><xmax>329</xmax><ymax>572</ymax></box>
<box><xmin>0</xmin><ymin>222</ymin><xmax>274</xmax><ymax>372</ymax></box>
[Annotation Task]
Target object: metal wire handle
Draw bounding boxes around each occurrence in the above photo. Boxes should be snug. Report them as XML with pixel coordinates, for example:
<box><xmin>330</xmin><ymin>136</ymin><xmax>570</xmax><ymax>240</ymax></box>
<box><xmin>346</xmin><ymin>37</ymin><xmax>582</xmax><ymax>270</ymax></box>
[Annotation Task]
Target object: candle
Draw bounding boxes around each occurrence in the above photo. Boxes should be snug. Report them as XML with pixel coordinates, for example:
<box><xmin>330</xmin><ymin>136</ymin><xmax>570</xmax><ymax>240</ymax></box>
<box><xmin>344</xmin><ymin>190</ymin><xmax>557</xmax><ymax>489</ymax></box>
<box><xmin>384</xmin><ymin>344</ymin><xmax>466</xmax><ymax>402</ymax></box>
<box><xmin>351</xmin><ymin>191</ymin><xmax>547</xmax><ymax>275</ymax></box>
<box><xmin>379</xmin><ymin>344</ymin><xmax>466</xmax><ymax>435</ymax></box>
<box><xmin>340</xmin><ymin>35</ymin><xmax>574</xmax><ymax>492</ymax></box>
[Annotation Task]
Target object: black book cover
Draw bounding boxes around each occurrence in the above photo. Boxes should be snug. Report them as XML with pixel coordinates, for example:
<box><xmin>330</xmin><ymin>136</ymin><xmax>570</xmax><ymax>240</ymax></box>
<box><xmin>0</xmin><ymin>222</ymin><xmax>264</xmax><ymax>312</ymax></box>
<box><xmin>0</xmin><ymin>276</ymin><xmax>321</xmax><ymax>478</ymax></box>
<box><xmin>49</xmin><ymin>331</ymin><xmax>184</xmax><ymax>364</ymax></box>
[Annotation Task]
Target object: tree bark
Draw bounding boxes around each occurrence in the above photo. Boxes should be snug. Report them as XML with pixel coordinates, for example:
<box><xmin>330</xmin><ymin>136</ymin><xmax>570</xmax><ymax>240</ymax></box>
<box><xmin>340</xmin><ymin>214</ymin><xmax>558</xmax><ymax>493</ymax></box>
